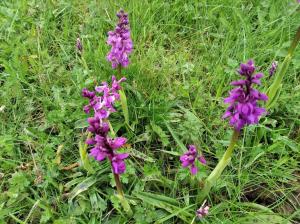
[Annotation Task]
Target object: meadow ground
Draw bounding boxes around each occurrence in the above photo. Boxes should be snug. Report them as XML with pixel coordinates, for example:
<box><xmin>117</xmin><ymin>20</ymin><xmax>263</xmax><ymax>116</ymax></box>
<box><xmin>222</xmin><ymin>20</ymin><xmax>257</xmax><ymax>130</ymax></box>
<box><xmin>0</xmin><ymin>0</ymin><xmax>300</xmax><ymax>223</ymax></box>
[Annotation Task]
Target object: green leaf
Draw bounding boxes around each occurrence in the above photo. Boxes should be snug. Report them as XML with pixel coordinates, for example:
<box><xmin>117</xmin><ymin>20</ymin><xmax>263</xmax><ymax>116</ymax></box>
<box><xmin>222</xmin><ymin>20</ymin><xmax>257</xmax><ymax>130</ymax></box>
<box><xmin>119</xmin><ymin>89</ymin><xmax>129</xmax><ymax>126</ymax></box>
<box><xmin>155</xmin><ymin>149</ymin><xmax>181</xmax><ymax>156</ymax></box>
<box><xmin>8</xmin><ymin>172</ymin><xmax>30</xmax><ymax>195</ymax></box>
<box><xmin>133</xmin><ymin>191</ymin><xmax>192</xmax><ymax>223</ymax></box>
<box><xmin>74</xmin><ymin>119</ymin><xmax>88</xmax><ymax>129</ymax></box>
<box><xmin>68</xmin><ymin>176</ymin><xmax>97</xmax><ymax>202</ymax></box>
<box><xmin>151</xmin><ymin>122</ymin><xmax>170</xmax><ymax>147</ymax></box>
<box><xmin>155</xmin><ymin>204</ymin><xmax>195</xmax><ymax>224</ymax></box>
<box><xmin>236</xmin><ymin>214</ymin><xmax>291</xmax><ymax>224</ymax></box>
<box><xmin>266</xmin><ymin>84</ymin><xmax>282</xmax><ymax>109</ymax></box>
<box><xmin>130</xmin><ymin>147</ymin><xmax>155</xmax><ymax>162</ymax></box>
<box><xmin>267</xmin><ymin>27</ymin><xmax>300</xmax><ymax>109</ymax></box>
<box><xmin>165</xmin><ymin>121</ymin><xmax>186</xmax><ymax>153</ymax></box>
<box><xmin>79</xmin><ymin>133</ymin><xmax>95</xmax><ymax>174</ymax></box>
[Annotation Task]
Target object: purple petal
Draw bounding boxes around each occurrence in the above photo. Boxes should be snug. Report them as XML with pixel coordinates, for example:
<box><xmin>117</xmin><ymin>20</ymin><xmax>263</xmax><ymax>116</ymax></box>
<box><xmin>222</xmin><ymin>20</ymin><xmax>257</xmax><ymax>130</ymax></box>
<box><xmin>86</xmin><ymin>138</ymin><xmax>96</xmax><ymax>145</ymax></box>
<box><xmin>259</xmin><ymin>93</ymin><xmax>268</xmax><ymax>101</ymax></box>
<box><xmin>198</xmin><ymin>156</ymin><xmax>207</xmax><ymax>165</ymax></box>
<box><xmin>112</xmin><ymin>160</ymin><xmax>126</xmax><ymax>174</ymax></box>
<box><xmin>180</xmin><ymin>155</ymin><xmax>190</xmax><ymax>167</ymax></box>
<box><xmin>109</xmin><ymin>137</ymin><xmax>127</xmax><ymax>149</ymax></box>
<box><xmin>96</xmin><ymin>152</ymin><xmax>107</xmax><ymax>161</ymax></box>
<box><xmin>190</xmin><ymin>164</ymin><xmax>198</xmax><ymax>175</ymax></box>
<box><xmin>231</xmin><ymin>80</ymin><xmax>246</xmax><ymax>86</ymax></box>
<box><xmin>115</xmin><ymin>153</ymin><xmax>129</xmax><ymax>160</ymax></box>
<box><xmin>188</xmin><ymin>145</ymin><xmax>197</xmax><ymax>152</ymax></box>
<box><xmin>222</xmin><ymin>111</ymin><xmax>232</xmax><ymax>119</ymax></box>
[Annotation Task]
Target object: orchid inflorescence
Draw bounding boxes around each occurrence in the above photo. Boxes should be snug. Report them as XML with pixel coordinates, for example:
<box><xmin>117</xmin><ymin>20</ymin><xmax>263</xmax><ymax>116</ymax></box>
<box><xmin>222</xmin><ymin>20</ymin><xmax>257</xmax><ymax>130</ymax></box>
<box><xmin>80</xmin><ymin>9</ymin><xmax>134</xmax><ymax>215</ymax></box>
<box><xmin>82</xmin><ymin>76</ymin><xmax>129</xmax><ymax>174</ymax></box>
<box><xmin>107</xmin><ymin>9</ymin><xmax>133</xmax><ymax>69</ymax></box>
<box><xmin>76</xmin><ymin>38</ymin><xmax>83</xmax><ymax>53</ymax></box>
<box><xmin>269</xmin><ymin>61</ymin><xmax>278</xmax><ymax>76</ymax></box>
<box><xmin>223</xmin><ymin>60</ymin><xmax>268</xmax><ymax>131</ymax></box>
<box><xmin>180</xmin><ymin>145</ymin><xmax>206</xmax><ymax>175</ymax></box>
<box><xmin>196</xmin><ymin>204</ymin><xmax>210</xmax><ymax>219</ymax></box>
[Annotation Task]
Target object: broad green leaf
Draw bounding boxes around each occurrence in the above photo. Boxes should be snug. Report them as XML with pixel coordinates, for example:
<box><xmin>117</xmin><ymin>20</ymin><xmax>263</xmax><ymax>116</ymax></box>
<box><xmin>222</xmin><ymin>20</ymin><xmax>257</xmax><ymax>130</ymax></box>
<box><xmin>133</xmin><ymin>192</ymin><xmax>192</xmax><ymax>223</ymax></box>
<box><xmin>155</xmin><ymin>204</ymin><xmax>195</xmax><ymax>224</ymax></box>
<box><xmin>155</xmin><ymin>149</ymin><xmax>181</xmax><ymax>156</ymax></box>
<box><xmin>267</xmin><ymin>27</ymin><xmax>300</xmax><ymax>109</ymax></box>
<box><xmin>236</xmin><ymin>214</ymin><xmax>291</xmax><ymax>224</ymax></box>
<box><xmin>151</xmin><ymin>122</ymin><xmax>170</xmax><ymax>147</ymax></box>
<box><xmin>129</xmin><ymin>147</ymin><xmax>155</xmax><ymax>162</ymax></box>
<box><xmin>68</xmin><ymin>176</ymin><xmax>97</xmax><ymax>202</ymax></box>
<box><xmin>79</xmin><ymin>133</ymin><xmax>95</xmax><ymax>174</ymax></box>
<box><xmin>119</xmin><ymin>90</ymin><xmax>130</xmax><ymax>126</ymax></box>
<box><xmin>165</xmin><ymin>121</ymin><xmax>186</xmax><ymax>153</ymax></box>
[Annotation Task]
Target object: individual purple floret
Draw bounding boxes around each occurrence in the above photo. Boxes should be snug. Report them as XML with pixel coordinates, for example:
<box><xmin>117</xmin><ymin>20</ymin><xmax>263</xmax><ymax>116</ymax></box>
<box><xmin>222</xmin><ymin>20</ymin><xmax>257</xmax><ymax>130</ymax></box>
<box><xmin>107</xmin><ymin>9</ymin><xmax>133</xmax><ymax>69</ymax></box>
<box><xmin>180</xmin><ymin>145</ymin><xmax>206</xmax><ymax>175</ymax></box>
<box><xmin>269</xmin><ymin>61</ymin><xmax>278</xmax><ymax>76</ymax></box>
<box><xmin>82</xmin><ymin>76</ymin><xmax>128</xmax><ymax>174</ymax></box>
<box><xmin>76</xmin><ymin>38</ymin><xmax>83</xmax><ymax>53</ymax></box>
<box><xmin>223</xmin><ymin>60</ymin><xmax>268</xmax><ymax>131</ymax></box>
<box><xmin>196</xmin><ymin>205</ymin><xmax>210</xmax><ymax>219</ymax></box>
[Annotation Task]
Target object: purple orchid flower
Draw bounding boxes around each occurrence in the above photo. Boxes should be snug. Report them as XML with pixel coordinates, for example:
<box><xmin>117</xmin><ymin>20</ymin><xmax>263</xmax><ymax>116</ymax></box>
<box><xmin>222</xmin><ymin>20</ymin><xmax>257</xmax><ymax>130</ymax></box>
<box><xmin>180</xmin><ymin>145</ymin><xmax>206</xmax><ymax>175</ymax></box>
<box><xmin>82</xmin><ymin>76</ymin><xmax>128</xmax><ymax>174</ymax></box>
<box><xmin>196</xmin><ymin>205</ymin><xmax>210</xmax><ymax>219</ymax></box>
<box><xmin>269</xmin><ymin>61</ymin><xmax>278</xmax><ymax>76</ymax></box>
<box><xmin>223</xmin><ymin>59</ymin><xmax>268</xmax><ymax>131</ymax></box>
<box><xmin>76</xmin><ymin>37</ymin><xmax>83</xmax><ymax>53</ymax></box>
<box><xmin>107</xmin><ymin>9</ymin><xmax>133</xmax><ymax>69</ymax></box>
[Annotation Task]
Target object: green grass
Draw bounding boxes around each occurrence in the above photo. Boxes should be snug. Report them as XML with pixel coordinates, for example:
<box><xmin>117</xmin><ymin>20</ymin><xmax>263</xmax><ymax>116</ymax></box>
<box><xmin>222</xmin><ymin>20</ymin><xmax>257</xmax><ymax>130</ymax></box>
<box><xmin>0</xmin><ymin>0</ymin><xmax>300</xmax><ymax>223</ymax></box>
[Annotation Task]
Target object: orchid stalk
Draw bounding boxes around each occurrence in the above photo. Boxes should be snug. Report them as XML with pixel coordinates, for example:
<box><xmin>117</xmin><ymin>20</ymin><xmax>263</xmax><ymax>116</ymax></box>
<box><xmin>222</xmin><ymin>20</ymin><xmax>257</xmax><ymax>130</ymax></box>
<box><xmin>197</xmin><ymin>130</ymin><xmax>239</xmax><ymax>203</ymax></box>
<box><xmin>197</xmin><ymin>60</ymin><xmax>268</xmax><ymax>203</ymax></box>
<box><xmin>93</xmin><ymin>9</ymin><xmax>133</xmax><ymax>215</ymax></box>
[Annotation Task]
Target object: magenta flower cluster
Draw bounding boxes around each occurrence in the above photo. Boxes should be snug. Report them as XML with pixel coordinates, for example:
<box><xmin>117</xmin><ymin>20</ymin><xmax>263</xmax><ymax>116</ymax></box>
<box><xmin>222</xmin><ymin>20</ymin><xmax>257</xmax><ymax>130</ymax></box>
<box><xmin>107</xmin><ymin>9</ymin><xmax>133</xmax><ymax>69</ymax></box>
<box><xmin>269</xmin><ymin>61</ymin><xmax>278</xmax><ymax>76</ymax></box>
<box><xmin>223</xmin><ymin>60</ymin><xmax>268</xmax><ymax>131</ymax></box>
<box><xmin>196</xmin><ymin>205</ymin><xmax>210</xmax><ymax>219</ymax></box>
<box><xmin>82</xmin><ymin>76</ymin><xmax>129</xmax><ymax>174</ymax></box>
<box><xmin>76</xmin><ymin>38</ymin><xmax>83</xmax><ymax>53</ymax></box>
<box><xmin>180</xmin><ymin>145</ymin><xmax>206</xmax><ymax>175</ymax></box>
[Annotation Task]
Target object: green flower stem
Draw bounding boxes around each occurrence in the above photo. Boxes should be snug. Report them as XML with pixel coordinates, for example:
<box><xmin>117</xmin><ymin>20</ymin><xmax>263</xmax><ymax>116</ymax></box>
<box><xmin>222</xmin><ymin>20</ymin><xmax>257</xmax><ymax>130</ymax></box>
<box><xmin>106</xmin><ymin>120</ymin><xmax>133</xmax><ymax>216</ymax></box>
<box><xmin>288</xmin><ymin>26</ymin><xmax>300</xmax><ymax>56</ymax></box>
<box><xmin>113</xmin><ymin>172</ymin><xmax>132</xmax><ymax>216</ymax></box>
<box><xmin>266</xmin><ymin>26</ymin><xmax>300</xmax><ymax>109</ymax></box>
<box><xmin>197</xmin><ymin>130</ymin><xmax>239</xmax><ymax>203</ymax></box>
<box><xmin>190</xmin><ymin>217</ymin><xmax>196</xmax><ymax>224</ymax></box>
<box><xmin>114</xmin><ymin>173</ymin><xmax>124</xmax><ymax>197</ymax></box>
<box><xmin>117</xmin><ymin>64</ymin><xmax>122</xmax><ymax>79</ymax></box>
